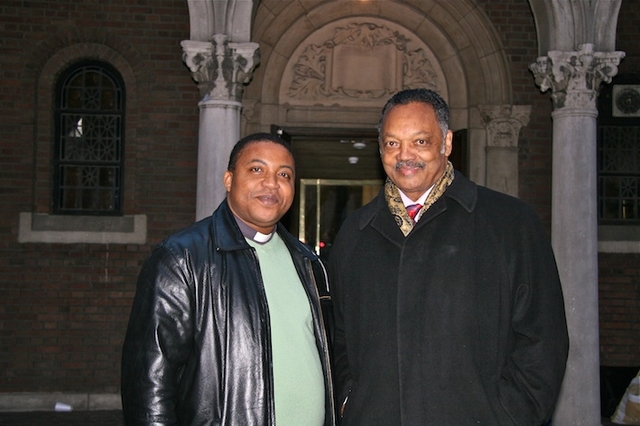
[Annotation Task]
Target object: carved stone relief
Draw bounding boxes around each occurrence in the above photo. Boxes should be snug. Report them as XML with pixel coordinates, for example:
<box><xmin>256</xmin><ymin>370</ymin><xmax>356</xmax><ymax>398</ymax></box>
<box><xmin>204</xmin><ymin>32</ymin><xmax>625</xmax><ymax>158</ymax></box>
<box><xmin>479</xmin><ymin>105</ymin><xmax>531</xmax><ymax>148</ymax></box>
<box><xmin>280</xmin><ymin>18</ymin><xmax>446</xmax><ymax>107</ymax></box>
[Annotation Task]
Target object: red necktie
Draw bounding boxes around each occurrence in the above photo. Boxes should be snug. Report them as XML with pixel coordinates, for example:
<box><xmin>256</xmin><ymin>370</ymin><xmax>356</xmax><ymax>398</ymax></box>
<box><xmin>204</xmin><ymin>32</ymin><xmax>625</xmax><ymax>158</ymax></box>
<box><xmin>406</xmin><ymin>203</ymin><xmax>423</xmax><ymax>222</ymax></box>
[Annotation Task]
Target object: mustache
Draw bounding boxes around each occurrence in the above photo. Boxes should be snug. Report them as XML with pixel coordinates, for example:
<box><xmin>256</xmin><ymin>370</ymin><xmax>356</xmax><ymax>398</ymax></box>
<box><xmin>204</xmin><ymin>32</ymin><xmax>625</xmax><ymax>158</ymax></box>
<box><xmin>395</xmin><ymin>160</ymin><xmax>426</xmax><ymax>170</ymax></box>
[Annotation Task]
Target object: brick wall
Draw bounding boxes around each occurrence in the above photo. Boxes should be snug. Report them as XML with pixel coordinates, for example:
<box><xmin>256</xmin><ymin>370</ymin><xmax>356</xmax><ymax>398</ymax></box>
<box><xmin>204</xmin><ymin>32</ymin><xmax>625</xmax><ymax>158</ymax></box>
<box><xmin>599</xmin><ymin>253</ymin><xmax>640</xmax><ymax>366</ymax></box>
<box><xmin>0</xmin><ymin>0</ymin><xmax>639</xmax><ymax>397</ymax></box>
<box><xmin>598</xmin><ymin>0</ymin><xmax>640</xmax><ymax>367</ymax></box>
<box><xmin>0</xmin><ymin>0</ymin><xmax>200</xmax><ymax>393</ymax></box>
<box><xmin>617</xmin><ymin>0</ymin><xmax>640</xmax><ymax>75</ymax></box>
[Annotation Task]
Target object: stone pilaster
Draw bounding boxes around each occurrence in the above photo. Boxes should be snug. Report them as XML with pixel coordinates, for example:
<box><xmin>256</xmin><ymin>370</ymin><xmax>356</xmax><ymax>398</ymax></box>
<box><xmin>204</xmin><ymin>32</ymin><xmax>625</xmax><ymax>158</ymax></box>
<box><xmin>181</xmin><ymin>35</ymin><xmax>260</xmax><ymax>220</ymax></box>
<box><xmin>529</xmin><ymin>43</ymin><xmax>624</xmax><ymax>426</ymax></box>
<box><xmin>478</xmin><ymin>105</ymin><xmax>530</xmax><ymax>197</ymax></box>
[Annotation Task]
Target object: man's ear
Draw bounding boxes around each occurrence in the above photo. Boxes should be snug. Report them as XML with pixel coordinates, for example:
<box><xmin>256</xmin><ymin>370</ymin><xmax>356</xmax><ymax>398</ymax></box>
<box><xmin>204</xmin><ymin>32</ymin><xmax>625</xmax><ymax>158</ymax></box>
<box><xmin>223</xmin><ymin>170</ymin><xmax>232</xmax><ymax>193</ymax></box>
<box><xmin>443</xmin><ymin>130</ymin><xmax>453</xmax><ymax>156</ymax></box>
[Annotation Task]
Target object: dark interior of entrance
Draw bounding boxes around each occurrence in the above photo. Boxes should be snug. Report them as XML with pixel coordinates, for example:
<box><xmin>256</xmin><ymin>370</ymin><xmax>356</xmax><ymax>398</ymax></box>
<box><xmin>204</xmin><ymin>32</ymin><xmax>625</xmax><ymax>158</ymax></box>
<box><xmin>272</xmin><ymin>126</ymin><xmax>468</xmax><ymax>261</ymax></box>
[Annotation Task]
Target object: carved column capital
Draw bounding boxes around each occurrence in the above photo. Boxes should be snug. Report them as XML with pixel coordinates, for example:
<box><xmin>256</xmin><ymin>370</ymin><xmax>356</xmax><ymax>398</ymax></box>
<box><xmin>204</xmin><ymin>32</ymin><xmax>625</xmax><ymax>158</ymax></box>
<box><xmin>181</xmin><ymin>34</ymin><xmax>260</xmax><ymax>102</ymax></box>
<box><xmin>478</xmin><ymin>105</ymin><xmax>531</xmax><ymax>148</ymax></box>
<box><xmin>529</xmin><ymin>43</ymin><xmax>624</xmax><ymax>111</ymax></box>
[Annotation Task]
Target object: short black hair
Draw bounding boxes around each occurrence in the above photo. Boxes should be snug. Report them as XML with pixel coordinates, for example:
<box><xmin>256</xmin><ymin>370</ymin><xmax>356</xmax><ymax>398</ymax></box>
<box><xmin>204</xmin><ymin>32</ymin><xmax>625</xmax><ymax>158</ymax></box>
<box><xmin>227</xmin><ymin>132</ymin><xmax>293</xmax><ymax>171</ymax></box>
<box><xmin>377</xmin><ymin>89</ymin><xmax>450</xmax><ymax>141</ymax></box>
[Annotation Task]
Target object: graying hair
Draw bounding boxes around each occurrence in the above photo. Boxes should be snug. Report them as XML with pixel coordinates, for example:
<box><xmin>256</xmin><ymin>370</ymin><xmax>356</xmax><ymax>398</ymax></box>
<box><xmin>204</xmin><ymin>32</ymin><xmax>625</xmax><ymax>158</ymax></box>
<box><xmin>377</xmin><ymin>89</ymin><xmax>450</xmax><ymax>144</ymax></box>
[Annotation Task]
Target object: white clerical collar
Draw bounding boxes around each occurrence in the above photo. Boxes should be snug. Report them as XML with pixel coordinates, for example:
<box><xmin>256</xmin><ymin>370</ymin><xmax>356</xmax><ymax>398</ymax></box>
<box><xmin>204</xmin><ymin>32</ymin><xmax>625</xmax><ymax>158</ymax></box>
<box><xmin>399</xmin><ymin>185</ymin><xmax>433</xmax><ymax>208</ymax></box>
<box><xmin>233</xmin><ymin>215</ymin><xmax>274</xmax><ymax>244</ymax></box>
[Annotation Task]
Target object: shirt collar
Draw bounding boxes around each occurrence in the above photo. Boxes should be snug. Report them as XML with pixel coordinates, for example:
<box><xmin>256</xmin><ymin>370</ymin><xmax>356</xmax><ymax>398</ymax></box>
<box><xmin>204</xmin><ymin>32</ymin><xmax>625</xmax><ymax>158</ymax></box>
<box><xmin>233</xmin><ymin>215</ymin><xmax>274</xmax><ymax>244</ymax></box>
<box><xmin>399</xmin><ymin>185</ymin><xmax>433</xmax><ymax>207</ymax></box>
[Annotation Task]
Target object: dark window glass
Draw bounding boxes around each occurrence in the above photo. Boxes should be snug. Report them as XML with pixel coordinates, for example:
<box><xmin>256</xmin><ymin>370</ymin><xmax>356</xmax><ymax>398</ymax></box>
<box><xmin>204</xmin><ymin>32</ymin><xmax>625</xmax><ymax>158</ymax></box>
<box><xmin>598</xmin><ymin>126</ymin><xmax>640</xmax><ymax>223</ymax></box>
<box><xmin>54</xmin><ymin>62</ymin><xmax>125</xmax><ymax>215</ymax></box>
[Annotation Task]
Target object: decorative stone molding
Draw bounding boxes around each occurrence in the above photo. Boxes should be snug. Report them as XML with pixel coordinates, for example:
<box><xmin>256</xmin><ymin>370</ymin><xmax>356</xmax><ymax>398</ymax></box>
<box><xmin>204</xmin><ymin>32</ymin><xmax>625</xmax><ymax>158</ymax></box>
<box><xmin>241</xmin><ymin>98</ymin><xmax>257</xmax><ymax>123</ymax></box>
<box><xmin>477</xmin><ymin>104</ymin><xmax>530</xmax><ymax>196</ymax></box>
<box><xmin>181</xmin><ymin>34</ymin><xmax>260</xmax><ymax>101</ymax></box>
<box><xmin>0</xmin><ymin>392</ymin><xmax>121</xmax><ymax>411</ymax></box>
<box><xmin>281</xmin><ymin>19</ymin><xmax>445</xmax><ymax>107</ymax></box>
<box><xmin>240</xmin><ymin>98</ymin><xmax>258</xmax><ymax>134</ymax></box>
<box><xmin>529</xmin><ymin>43</ymin><xmax>624</xmax><ymax>110</ymax></box>
<box><xmin>478</xmin><ymin>105</ymin><xmax>531</xmax><ymax>148</ymax></box>
<box><xmin>18</xmin><ymin>213</ymin><xmax>147</xmax><ymax>244</ymax></box>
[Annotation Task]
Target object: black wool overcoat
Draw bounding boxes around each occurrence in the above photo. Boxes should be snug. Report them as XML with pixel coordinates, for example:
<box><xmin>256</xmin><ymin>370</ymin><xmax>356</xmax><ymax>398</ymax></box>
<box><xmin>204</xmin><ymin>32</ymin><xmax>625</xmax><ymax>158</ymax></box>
<box><xmin>329</xmin><ymin>172</ymin><xmax>569</xmax><ymax>426</ymax></box>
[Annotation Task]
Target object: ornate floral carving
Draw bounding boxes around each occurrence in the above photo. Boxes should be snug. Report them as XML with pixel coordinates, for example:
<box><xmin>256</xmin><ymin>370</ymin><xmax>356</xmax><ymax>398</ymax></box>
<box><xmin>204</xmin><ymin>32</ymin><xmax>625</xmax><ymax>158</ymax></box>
<box><xmin>479</xmin><ymin>105</ymin><xmax>531</xmax><ymax>148</ymax></box>
<box><xmin>288</xmin><ymin>22</ymin><xmax>438</xmax><ymax>101</ymax></box>
<box><xmin>181</xmin><ymin>34</ymin><xmax>259</xmax><ymax>101</ymax></box>
<box><xmin>529</xmin><ymin>43</ymin><xmax>624</xmax><ymax>110</ymax></box>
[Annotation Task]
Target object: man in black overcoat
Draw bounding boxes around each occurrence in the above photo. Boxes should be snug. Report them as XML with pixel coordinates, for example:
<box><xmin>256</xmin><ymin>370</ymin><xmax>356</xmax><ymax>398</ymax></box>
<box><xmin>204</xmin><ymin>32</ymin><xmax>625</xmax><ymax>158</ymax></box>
<box><xmin>329</xmin><ymin>89</ymin><xmax>569</xmax><ymax>426</ymax></box>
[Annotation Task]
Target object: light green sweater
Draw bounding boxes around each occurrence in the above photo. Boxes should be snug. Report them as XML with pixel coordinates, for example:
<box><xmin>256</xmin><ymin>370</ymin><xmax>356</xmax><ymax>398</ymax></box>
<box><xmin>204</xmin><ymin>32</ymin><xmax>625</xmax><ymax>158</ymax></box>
<box><xmin>247</xmin><ymin>234</ymin><xmax>325</xmax><ymax>426</ymax></box>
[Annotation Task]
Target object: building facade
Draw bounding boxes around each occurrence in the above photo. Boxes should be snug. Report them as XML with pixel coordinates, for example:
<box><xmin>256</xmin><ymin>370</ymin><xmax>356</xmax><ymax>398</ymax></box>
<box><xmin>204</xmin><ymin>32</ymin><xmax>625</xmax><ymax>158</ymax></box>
<box><xmin>1</xmin><ymin>0</ymin><xmax>639</xmax><ymax>424</ymax></box>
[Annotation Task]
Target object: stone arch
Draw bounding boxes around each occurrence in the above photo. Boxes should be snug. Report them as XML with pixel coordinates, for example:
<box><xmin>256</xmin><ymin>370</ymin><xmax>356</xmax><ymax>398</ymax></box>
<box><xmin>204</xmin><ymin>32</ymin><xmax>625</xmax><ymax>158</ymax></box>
<box><xmin>22</xmin><ymin>28</ymin><xmax>145</xmax><ymax>213</ymax></box>
<box><xmin>528</xmin><ymin>0</ymin><xmax>622</xmax><ymax>53</ymax></box>
<box><xmin>250</xmin><ymin>0</ymin><xmax>513</xmax><ymax>186</ymax></box>
<box><xmin>185</xmin><ymin>0</ymin><xmax>255</xmax><ymax>43</ymax></box>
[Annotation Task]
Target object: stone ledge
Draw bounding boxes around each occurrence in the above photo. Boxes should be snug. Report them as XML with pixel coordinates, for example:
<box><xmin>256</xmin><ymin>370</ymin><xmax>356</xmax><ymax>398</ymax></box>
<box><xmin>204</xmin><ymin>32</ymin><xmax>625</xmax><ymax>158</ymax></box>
<box><xmin>598</xmin><ymin>225</ymin><xmax>640</xmax><ymax>253</ymax></box>
<box><xmin>18</xmin><ymin>213</ymin><xmax>147</xmax><ymax>244</ymax></box>
<box><xmin>0</xmin><ymin>392</ymin><xmax>121</xmax><ymax>412</ymax></box>
<box><xmin>598</xmin><ymin>240</ymin><xmax>640</xmax><ymax>253</ymax></box>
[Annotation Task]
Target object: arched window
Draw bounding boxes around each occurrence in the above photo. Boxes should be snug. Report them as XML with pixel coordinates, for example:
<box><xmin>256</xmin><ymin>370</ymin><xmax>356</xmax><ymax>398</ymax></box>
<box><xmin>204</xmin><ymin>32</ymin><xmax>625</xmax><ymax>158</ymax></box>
<box><xmin>54</xmin><ymin>61</ymin><xmax>125</xmax><ymax>215</ymax></box>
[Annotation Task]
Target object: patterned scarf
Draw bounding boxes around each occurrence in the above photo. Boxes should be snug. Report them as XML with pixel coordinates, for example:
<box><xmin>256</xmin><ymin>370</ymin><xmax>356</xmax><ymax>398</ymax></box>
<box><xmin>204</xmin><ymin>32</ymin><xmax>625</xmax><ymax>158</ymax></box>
<box><xmin>384</xmin><ymin>161</ymin><xmax>455</xmax><ymax>236</ymax></box>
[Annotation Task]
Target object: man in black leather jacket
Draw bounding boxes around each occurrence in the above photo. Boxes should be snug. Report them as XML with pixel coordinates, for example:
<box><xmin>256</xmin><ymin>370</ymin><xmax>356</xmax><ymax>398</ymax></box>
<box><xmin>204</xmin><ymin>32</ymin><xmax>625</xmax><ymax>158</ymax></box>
<box><xmin>121</xmin><ymin>133</ymin><xmax>335</xmax><ymax>426</ymax></box>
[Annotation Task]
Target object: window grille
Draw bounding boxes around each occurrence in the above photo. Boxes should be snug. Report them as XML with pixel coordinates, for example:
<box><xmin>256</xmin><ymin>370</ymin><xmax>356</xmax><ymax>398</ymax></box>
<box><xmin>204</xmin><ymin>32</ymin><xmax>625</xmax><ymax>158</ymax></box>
<box><xmin>54</xmin><ymin>62</ymin><xmax>124</xmax><ymax>214</ymax></box>
<box><xmin>598</xmin><ymin>126</ymin><xmax>640</xmax><ymax>223</ymax></box>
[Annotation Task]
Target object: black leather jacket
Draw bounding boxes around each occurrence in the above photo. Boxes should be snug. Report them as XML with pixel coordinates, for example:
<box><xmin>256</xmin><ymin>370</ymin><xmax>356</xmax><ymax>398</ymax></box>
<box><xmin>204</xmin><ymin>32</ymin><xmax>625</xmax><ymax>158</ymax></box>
<box><xmin>121</xmin><ymin>200</ymin><xmax>335</xmax><ymax>426</ymax></box>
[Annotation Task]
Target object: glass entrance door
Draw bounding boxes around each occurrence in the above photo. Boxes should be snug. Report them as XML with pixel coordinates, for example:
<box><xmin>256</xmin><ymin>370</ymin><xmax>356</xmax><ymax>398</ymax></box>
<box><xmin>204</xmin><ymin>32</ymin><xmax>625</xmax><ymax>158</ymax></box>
<box><xmin>299</xmin><ymin>178</ymin><xmax>382</xmax><ymax>261</ymax></box>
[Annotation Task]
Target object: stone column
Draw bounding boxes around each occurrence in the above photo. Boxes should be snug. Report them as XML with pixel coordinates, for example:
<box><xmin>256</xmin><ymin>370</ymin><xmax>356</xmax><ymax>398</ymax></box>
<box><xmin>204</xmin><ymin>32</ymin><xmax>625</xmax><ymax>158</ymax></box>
<box><xmin>529</xmin><ymin>43</ymin><xmax>624</xmax><ymax>425</ymax></box>
<box><xmin>478</xmin><ymin>105</ymin><xmax>531</xmax><ymax>197</ymax></box>
<box><xmin>181</xmin><ymin>34</ymin><xmax>259</xmax><ymax>220</ymax></box>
